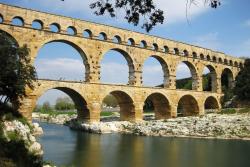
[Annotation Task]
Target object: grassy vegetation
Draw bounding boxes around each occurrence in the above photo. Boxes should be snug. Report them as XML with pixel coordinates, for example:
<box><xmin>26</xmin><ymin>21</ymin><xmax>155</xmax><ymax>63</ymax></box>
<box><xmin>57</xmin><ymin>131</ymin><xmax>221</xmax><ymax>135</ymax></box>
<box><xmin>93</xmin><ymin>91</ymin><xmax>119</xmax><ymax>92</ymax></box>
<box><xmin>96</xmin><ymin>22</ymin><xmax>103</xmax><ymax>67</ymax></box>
<box><xmin>220</xmin><ymin>108</ymin><xmax>250</xmax><ymax>114</ymax></box>
<box><xmin>238</xmin><ymin>108</ymin><xmax>250</xmax><ymax>113</ymax></box>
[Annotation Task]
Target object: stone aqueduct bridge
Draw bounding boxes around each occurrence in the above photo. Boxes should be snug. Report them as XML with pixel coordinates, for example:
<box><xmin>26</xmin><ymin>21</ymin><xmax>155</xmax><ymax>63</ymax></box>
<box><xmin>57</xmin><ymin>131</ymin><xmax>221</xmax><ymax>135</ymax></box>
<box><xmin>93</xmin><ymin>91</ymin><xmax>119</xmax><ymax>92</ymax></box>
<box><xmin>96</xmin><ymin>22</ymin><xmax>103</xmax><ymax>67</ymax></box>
<box><xmin>0</xmin><ymin>3</ymin><xmax>245</xmax><ymax>122</ymax></box>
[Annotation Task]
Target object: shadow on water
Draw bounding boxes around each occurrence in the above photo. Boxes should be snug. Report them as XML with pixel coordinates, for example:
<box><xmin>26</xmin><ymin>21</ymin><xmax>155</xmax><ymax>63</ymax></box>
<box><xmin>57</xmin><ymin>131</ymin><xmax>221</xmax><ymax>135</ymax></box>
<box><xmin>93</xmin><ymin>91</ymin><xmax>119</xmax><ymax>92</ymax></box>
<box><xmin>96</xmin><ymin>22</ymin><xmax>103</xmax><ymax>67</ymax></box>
<box><xmin>37</xmin><ymin>121</ymin><xmax>250</xmax><ymax>167</ymax></box>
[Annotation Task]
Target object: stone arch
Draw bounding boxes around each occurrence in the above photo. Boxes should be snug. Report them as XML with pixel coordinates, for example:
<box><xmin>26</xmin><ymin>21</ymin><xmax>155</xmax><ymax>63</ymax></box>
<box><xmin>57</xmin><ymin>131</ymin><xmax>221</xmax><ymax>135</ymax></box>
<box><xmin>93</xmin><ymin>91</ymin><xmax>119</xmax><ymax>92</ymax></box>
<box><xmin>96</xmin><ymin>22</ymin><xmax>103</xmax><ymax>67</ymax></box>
<box><xmin>234</xmin><ymin>61</ymin><xmax>238</xmax><ymax>67</ymax></box>
<box><xmin>67</xmin><ymin>26</ymin><xmax>77</xmax><ymax>35</ymax></box>
<box><xmin>152</xmin><ymin>43</ymin><xmax>159</xmax><ymax>51</ymax></box>
<box><xmin>224</xmin><ymin>59</ymin><xmax>228</xmax><ymax>65</ymax></box>
<box><xmin>192</xmin><ymin>52</ymin><xmax>197</xmax><ymax>58</ymax></box>
<box><xmin>143</xmin><ymin>92</ymin><xmax>171</xmax><ymax>120</ymax></box>
<box><xmin>12</xmin><ymin>16</ymin><xmax>24</xmax><ymax>26</ymax></box>
<box><xmin>163</xmin><ymin>46</ymin><xmax>169</xmax><ymax>53</ymax></box>
<box><xmin>207</xmin><ymin>55</ymin><xmax>211</xmax><ymax>61</ymax></box>
<box><xmin>176</xmin><ymin>61</ymin><xmax>198</xmax><ymax>90</ymax></box>
<box><xmin>32</xmin><ymin>19</ymin><xmax>43</xmax><ymax>30</ymax></box>
<box><xmin>177</xmin><ymin>95</ymin><xmax>199</xmax><ymax>116</ymax></box>
<box><xmin>202</xmin><ymin>65</ymin><xmax>217</xmax><ymax>92</ymax></box>
<box><xmin>35</xmin><ymin>86</ymin><xmax>90</xmax><ymax>121</ymax></box>
<box><xmin>83</xmin><ymin>29</ymin><xmax>93</xmax><ymax>38</ymax></box>
<box><xmin>105</xmin><ymin>90</ymin><xmax>135</xmax><ymax>121</ymax></box>
<box><xmin>0</xmin><ymin>13</ymin><xmax>4</xmax><ymax>23</ymax></box>
<box><xmin>204</xmin><ymin>96</ymin><xmax>219</xmax><ymax>113</ymax></box>
<box><xmin>183</xmin><ymin>50</ymin><xmax>189</xmax><ymax>57</ymax></box>
<box><xmin>140</xmin><ymin>40</ymin><xmax>147</xmax><ymax>48</ymax></box>
<box><xmin>239</xmin><ymin>62</ymin><xmax>243</xmax><ymax>68</ymax></box>
<box><xmin>142</xmin><ymin>55</ymin><xmax>170</xmax><ymax>87</ymax></box>
<box><xmin>174</xmin><ymin>48</ymin><xmax>179</xmax><ymax>55</ymax></box>
<box><xmin>200</xmin><ymin>53</ymin><xmax>205</xmax><ymax>60</ymax></box>
<box><xmin>229</xmin><ymin>60</ymin><xmax>233</xmax><ymax>66</ymax></box>
<box><xmin>212</xmin><ymin>56</ymin><xmax>217</xmax><ymax>62</ymax></box>
<box><xmin>221</xmin><ymin>68</ymin><xmax>234</xmax><ymax>90</ymax></box>
<box><xmin>36</xmin><ymin>39</ymin><xmax>90</xmax><ymax>81</ymax></box>
<box><xmin>0</xmin><ymin>29</ymin><xmax>19</xmax><ymax>46</ymax></box>
<box><xmin>98</xmin><ymin>32</ymin><xmax>107</xmax><ymax>40</ymax></box>
<box><xmin>219</xmin><ymin>58</ymin><xmax>223</xmax><ymax>63</ymax></box>
<box><xmin>50</xmin><ymin>23</ymin><xmax>60</xmax><ymax>33</ymax></box>
<box><xmin>100</xmin><ymin>48</ymin><xmax>135</xmax><ymax>85</ymax></box>
<box><xmin>127</xmin><ymin>38</ymin><xmax>135</xmax><ymax>46</ymax></box>
<box><xmin>113</xmin><ymin>35</ymin><xmax>122</xmax><ymax>44</ymax></box>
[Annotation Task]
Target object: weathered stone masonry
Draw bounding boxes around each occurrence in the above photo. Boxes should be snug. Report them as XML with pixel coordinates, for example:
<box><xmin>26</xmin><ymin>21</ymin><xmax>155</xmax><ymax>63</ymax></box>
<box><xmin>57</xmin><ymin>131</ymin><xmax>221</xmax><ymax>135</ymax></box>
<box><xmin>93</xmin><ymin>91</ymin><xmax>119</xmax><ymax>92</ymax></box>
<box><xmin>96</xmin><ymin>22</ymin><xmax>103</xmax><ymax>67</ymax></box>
<box><xmin>0</xmin><ymin>3</ymin><xmax>245</xmax><ymax>122</ymax></box>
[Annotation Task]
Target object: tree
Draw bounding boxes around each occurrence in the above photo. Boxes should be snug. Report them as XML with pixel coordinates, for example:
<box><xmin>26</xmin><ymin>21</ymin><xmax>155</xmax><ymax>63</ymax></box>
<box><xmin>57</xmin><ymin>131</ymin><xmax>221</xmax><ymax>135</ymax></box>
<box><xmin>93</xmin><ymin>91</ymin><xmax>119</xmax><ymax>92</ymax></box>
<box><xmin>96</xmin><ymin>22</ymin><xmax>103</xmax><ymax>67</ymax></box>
<box><xmin>0</xmin><ymin>31</ymin><xmax>37</xmax><ymax>111</ymax></box>
<box><xmin>103</xmin><ymin>95</ymin><xmax>118</xmax><ymax>107</ymax></box>
<box><xmin>55</xmin><ymin>97</ymin><xmax>75</xmax><ymax>110</ymax></box>
<box><xmin>234</xmin><ymin>59</ymin><xmax>250</xmax><ymax>100</ymax></box>
<box><xmin>89</xmin><ymin>0</ymin><xmax>221</xmax><ymax>32</ymax></box>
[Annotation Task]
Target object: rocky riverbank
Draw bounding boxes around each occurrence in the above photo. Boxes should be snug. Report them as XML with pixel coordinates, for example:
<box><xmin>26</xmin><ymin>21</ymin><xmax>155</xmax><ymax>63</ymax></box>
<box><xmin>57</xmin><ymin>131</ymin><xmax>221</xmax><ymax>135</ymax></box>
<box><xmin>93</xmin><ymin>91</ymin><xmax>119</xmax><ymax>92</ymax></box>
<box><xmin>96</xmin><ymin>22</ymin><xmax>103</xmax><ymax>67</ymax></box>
<box><xmin>32</xmin><ymin>112</ymin><xmax>77</xmax><ymax>124</ymax></box>
<box><xmin>68</xmin><ymin>113</ymin><xmax>250</xmax><ymax>140</ymax></box>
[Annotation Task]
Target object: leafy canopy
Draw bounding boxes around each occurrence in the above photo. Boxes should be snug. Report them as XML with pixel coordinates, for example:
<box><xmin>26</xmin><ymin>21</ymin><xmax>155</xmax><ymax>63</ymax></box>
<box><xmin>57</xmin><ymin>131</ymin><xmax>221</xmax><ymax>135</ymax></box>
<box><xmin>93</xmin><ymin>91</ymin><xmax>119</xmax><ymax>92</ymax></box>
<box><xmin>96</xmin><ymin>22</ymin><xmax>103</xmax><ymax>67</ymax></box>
<box><xmin>0</xmin><ymin>31</ymin><xmax>37</xmax><ymax>110</ymax></box>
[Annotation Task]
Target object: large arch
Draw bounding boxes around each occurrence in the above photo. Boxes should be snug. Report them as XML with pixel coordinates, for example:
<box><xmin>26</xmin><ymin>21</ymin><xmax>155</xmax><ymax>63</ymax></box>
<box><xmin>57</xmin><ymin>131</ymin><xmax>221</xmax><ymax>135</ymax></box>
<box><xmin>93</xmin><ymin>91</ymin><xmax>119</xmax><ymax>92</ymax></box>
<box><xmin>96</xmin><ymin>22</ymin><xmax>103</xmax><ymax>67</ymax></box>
<box><xmin>34</xmin><ymin>87</ymin><xmax>90</xmax><ymax>121</ymax></box>
<box><xmin>221</xmin><ymin>68</ymin><xmax>234</xmax><ymax>90</ymax></box>
<box><xmin>103</xmin><ymin>90</ymin><xmax>135</xmax><ymax>121</ymax></box>
<box><xmin>176</xmin><ymin>61</ymin><xmax>198</xmax><ymax>90</ymax></box>
<box><xmin>204</xmin><ymin>96</ymin><xmax>219</xmax><ymax>113</ymax></box>
<box><xmin>100</xmin><ymin>48</ymin><xmax>135</xmax><ymax>85</ymax></box>
<box><xmin>177</xmin><ymin>95</ymin><xmax>199</xmax><ymax>116</ymax></box>
<box><xmin>142</xmin><ymin>55</ymin><xmax>170</xmax><ymax>87</ymax></box>
<box><xmin>143</xmin><ymin>93</ymin><xmax>171</xmax><ymax>120</ymax></box>
<box><xmin>35</xmin><ymin>40</ymin><xmax>90</xmax><ymax>82</ymax></box>
<box><xmin>0</xmin><ymin>29</ymin><xmax>19</xmax><ymax>46</ymax></box>
<box><xmin>202</xmin><ymin>65</ymin><xmax>217</xmax><ymax>92</ymax></box>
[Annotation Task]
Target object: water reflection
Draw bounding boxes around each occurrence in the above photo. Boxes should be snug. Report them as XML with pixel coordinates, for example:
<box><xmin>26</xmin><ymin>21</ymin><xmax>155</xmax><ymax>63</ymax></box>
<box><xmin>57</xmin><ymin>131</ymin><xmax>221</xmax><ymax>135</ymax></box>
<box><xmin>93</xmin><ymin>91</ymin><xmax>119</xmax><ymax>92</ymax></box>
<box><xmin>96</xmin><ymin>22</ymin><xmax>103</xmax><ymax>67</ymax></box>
<box><xmin>37</xmin><ymin>122</ymin><xmax>250</xmax><ymax>167</ymax></box>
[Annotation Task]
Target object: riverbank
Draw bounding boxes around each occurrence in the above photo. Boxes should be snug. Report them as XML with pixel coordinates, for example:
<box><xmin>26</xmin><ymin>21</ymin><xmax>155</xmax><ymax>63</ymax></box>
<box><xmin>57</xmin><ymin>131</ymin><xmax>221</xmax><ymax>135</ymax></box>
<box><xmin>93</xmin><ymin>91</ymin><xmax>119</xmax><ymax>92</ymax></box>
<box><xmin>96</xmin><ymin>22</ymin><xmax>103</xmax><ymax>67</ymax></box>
<box><xmin>33</xmin><ymin>112</ymin><xmax>250</xmax><ymax>140</ymax></box>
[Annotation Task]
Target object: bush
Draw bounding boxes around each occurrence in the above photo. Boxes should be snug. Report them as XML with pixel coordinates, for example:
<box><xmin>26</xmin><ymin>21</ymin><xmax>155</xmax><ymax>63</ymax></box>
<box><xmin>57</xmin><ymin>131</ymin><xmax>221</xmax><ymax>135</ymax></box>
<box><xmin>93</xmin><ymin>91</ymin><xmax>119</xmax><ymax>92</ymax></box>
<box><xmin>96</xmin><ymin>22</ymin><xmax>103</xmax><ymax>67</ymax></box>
<box><xmin>220</xmin><ymin>109</ymin><xmax>236</xmax><ymax>114</ymax></box>
<box><xmin>238</xmin><ymin>108</ymin><xmax>250</xmax><ymax>113</ymax></box>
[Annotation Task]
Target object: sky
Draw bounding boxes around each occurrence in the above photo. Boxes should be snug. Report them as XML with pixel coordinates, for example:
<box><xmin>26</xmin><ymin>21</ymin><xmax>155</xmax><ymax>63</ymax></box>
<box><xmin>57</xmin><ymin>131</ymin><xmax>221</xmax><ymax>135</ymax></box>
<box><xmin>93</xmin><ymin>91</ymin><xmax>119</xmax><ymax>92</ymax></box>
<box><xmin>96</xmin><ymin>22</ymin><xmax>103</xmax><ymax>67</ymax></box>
<box><xmin>1</xmin><ymin>0</ymin><xmax>250</xmax><ymax>104</ymax></box>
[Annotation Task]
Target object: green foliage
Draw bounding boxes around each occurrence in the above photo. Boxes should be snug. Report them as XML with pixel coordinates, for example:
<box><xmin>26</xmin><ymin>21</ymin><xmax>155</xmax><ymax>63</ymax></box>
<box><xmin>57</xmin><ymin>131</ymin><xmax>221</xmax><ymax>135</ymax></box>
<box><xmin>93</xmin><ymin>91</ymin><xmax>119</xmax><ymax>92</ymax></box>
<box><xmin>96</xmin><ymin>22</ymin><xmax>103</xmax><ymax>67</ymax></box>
<box><xmin>55</xmin><ymin>97</ymin><xmax>75</xmax><ymax>111</ymax></box>
<box><xmin>222</xmin><ymin>86</ymin><xmax>234</xmax><ymax>103</ymax></box>
<box><xmin>234</xmin><ymin>59</ymin><xmax>250</xmax><ymax>100</ymax></box>
<box><xmin>100</xmin><ymin>111</ymin><xmax>114</xmax><ymax>117</ymax></box>
<box><xmin>176</xmin><ymin>78</ymin><xmax>192</xmax><ymax>90</ymax></box>
<box><xmin>0</xmin><ymin>31</ymin><xmax>37</xmax><ymax>110</ymax></box>
<box><xmin>220</xmin><ymin>108</ymin><xmax>236</xmax><ymax>114</ymax></box>
<box><xmin>103</xmin><ymin>94</ymin><xmax>118</xmax><ymax>107</ymax></box>
<box><xmin>238</xmin><ymin>108</ymin><xmax>250</xmax><ymax>113</ymax></box>
<box><xmin>202</xmin><ymin>74</ymin><xmax>212</xmax><ymax>91</ymax></box>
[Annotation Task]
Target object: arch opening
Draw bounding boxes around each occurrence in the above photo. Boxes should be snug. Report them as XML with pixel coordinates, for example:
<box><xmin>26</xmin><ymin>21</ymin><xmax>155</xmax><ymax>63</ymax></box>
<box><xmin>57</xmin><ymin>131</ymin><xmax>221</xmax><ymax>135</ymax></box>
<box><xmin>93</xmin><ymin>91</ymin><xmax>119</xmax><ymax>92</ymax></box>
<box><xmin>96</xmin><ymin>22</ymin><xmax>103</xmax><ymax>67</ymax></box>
<box><xmin>12</xmin><ymin>16</ymin><xmax>24</xmax><ymax>26</ymax></box>
<box><xmin>50</xmin><ymin>23</ymin><xmax>60</xmax><ymax>33</ymax></box>
<box><xmin>102</xmin><ymin>91</ymin><xmax>134</xmax><ymax>121</ymax></box>
<box><xmin>32</xmin><ymin>20</ymin><xmax>43</xmax><ymax>30</ymax></box>
<box><xmin>67</xmin><ymin>26</ymin><xmax>77</xmax><ymax>36</ymax></box>
<box><xmin>34</xmin><ymin>88</ymin><xmax>89</xmax><ymax>121</ymax></box>
<box><xmin>176</xmin><ymin>61</ymin><xmax>198</xmax><ymax>90</ymax></box>
<box><xmin>143</xmin><ymin>93</ymin><xmax>171</xmax><ymax>120</ymax></box>
<box><xmin>83</xmin><ymin>29</ymin><xmax>92</xmax><ymax>38</ymax></box>
<box><xmin>202</xmin><ymin>65</ymin><xmax>217</xmax><ymax>92</ymax></box>
<box><xmin>34</xmin><ymin>41</ymin><xmax>89</xmax><ymax>82</ymax></box>
<box><xmin>152</xmin><ymin>43</ymin><xmax>158</xmax><ymax>51</ymax></box>
<box><xmin>174</xmin><ymin>48</ymin><xmax>179</xmax><ymax>55</ymax></box>
<box><xmin>0</xmin><ymin>14</ymin><xmax>3</xmax><ymax>23</ymax></box>
<box><xmin>177</xmin><ymin>95</ymin><xmax>199</xmax><ymax>117</ymax></box>
<box><xmin>200</xmin><ymin>54</ymin><xmax>205</xmax><ymax>60</ymax></box>
<box><xmin>192</xmin><ymin>52</ymin><xmax>197</xmax><ymax>59</ymax></box>
<box><xmin>204</xmin><ymin>96</ymin><xmax>219</xmax><ymax>113</ymax></box>
<box><xmin>183</xmin><ymin>50</ymin><xmax>189</xmax><ymax>57</ymax></box>
<box><xmin>219</xmin><ymin>58</ymin><xmax>223</xmax><ymax>63</ymax></box>
<box><xmin>143</xmin><ymin>56</ymin><xmax>169</xmax><ymax>87</ymax></box>
<box><xmin>163</xmin><ymin>46</ymin><xmax>169</xmax><ymax>53</ymax></box>
<box><xmin>127</xmin><ymin>38</ymin><xmax>135</xmax><ymax>46</ymax></box>
<box><xmin>140</xmin><ymin>40</ymin><xmax>147</xmax><ymax>48</ymax></box>
<box><xmin>207</xmin><ymin>55</ymin><xmax>211</xmax><ymax>61</ymax></box>
<box><xmin>98</xmin><ymin>32</ymin><xmax>107</xmax><ymax>41</ymax></box>
<box><xmin>221</xmin><ymin>68</ymin><xmax>233</xmax><ymax>91</ymax></box>
<box><xmin>113</xmin><ymin>35</ymin><xmax>122</xmax><ymax>44</ymax></box>
<box><xmin>100</xmin><ymin>49</ymin><xmax>135</xmax><ymax>85</ymax></box>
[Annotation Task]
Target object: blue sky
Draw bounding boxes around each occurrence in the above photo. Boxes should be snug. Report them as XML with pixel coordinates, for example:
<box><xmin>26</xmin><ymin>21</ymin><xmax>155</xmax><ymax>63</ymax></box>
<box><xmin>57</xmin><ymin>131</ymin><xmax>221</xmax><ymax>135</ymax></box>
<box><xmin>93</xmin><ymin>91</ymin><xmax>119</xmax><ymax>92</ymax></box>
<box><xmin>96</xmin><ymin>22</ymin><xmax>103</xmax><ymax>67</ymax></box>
<box><xmin>1</xmin><ymin>0</ymin><xmax>249</xmax><ymax>104</ymax></box>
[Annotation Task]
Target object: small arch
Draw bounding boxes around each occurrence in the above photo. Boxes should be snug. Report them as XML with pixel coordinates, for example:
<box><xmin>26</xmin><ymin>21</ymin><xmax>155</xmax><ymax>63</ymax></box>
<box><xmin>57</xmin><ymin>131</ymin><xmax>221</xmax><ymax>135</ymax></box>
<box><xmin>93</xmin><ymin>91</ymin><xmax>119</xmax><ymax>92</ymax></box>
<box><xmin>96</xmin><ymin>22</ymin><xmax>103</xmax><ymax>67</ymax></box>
<box><xmin>183</xmin><ymin>50</ymin><xmax>189</xmax><ymax>57</ymax></box>
<box><xmin>200</xmin><ymin>54</ymin><xmax>205</xmax><ymax>60</ymax></box>
<box><xmin>12</xmin><ymin>16</ymin><xmax>24</xmax><ymax>26</ymax></box>
<box><xmin>32</xmin><ymin>20</ymin><xmax>43</xmax><ymax>30</ymax></box>
<box><xmin>127</xmin><ymin>38</ymin><xmax>135</xmax><ymax>46</ymax></box>
<box><xmin>50</xmin><ymin>23</ymin><xmax>60</xmax><ymax>33</ymax></box>
<box><xmin>143</xmin><ymin>93</ymin><xmax>171</xmax><ymax>120</ymax></box>
<box><xmin>239</xmin><ymin>62</ymin><xmax>243</xmax><ymax>68</ymax></box>
<box><xmin>98</xmin><ymin>32</ymin><xmax>107</xmax><ymax>40</ymax></box>
<box><xmin>67</xmin><ymin>26</ymin><xmax>77</xmax><ymax>35</ymax></box>
<box><xmin>229</xmin><ymin>60</ymin><xmax>233</xmax><ymax>66</ymax></box>
<box><xmin>140</xmin><ymin>40</ymin><xmax>147</xmax><ymax>48</ymax></box>
<box><xmin>224</xmin><ymin>59</ymin><xmax>228</xmax><ymax>65</ymax></box>
<box><xmin>219</xmin><ymin>58</ymin><xmax>223</xmax><ymax>63</ymax></box>
<box><xmin>174</xmin><ymin>48</ymin><xmax>179</xmax><ymax>55</ymax></box>
<box><xmin>204</xmin><ymin>96</ymin><xmax>219</xmax><ymax>113</ymax></box>
<box><xmin>163</xmin><ymin>46</ymin><xmax>169</xmax><ymax>53</ymax></box>
<box><xmin>106</xmin><ymin>91</ymin><xmax>135</xmax><ymax>121</ymax></box>
<box><xmin>0</xmin><ymin>14</ymin><xmax>3</xmax><ymax>23</ymax></box>
<box><xmin>113</xmin><ymin>35</ymin><xmax>122</xmax><ymax>44</ymax></box>
<box><xmin>192</xmin><ymin>52</ymin><xmax>197</xmax><ymax>58</ymax></box>
<box><xmin>206</xmin><ymin>55</ymin><xmax>211</xmax><ymax>61</ymax></box>
<box><xmin>212</xmin><ymin>56</ymin><xmax>217</xmax><ymax>62</ymax></box>
<box><xmin>152</xmin><ymin>43</ymin><xmax>159</xmax><ymax>51</ymax></box>
<box><xmin>234</xmin><ymin>61</ymin><xmax>238</xmax><ymax>67</ymax></box>
<box><xmin>83</xmin><ymin>29</ymin><xmax>93</xmax><ymax>38</ymax></box>
<box><xmin>177</xmin><ymin>95</ymin><xmax>199</xmax><ymax>117</ymax></box>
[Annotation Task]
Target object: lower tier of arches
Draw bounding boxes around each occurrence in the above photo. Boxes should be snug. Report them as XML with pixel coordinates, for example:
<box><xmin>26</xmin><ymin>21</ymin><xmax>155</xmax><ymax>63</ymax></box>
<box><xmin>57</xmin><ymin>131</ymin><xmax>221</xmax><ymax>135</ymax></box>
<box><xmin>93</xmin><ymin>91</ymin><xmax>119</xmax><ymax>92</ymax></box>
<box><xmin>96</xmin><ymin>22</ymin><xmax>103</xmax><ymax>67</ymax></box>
<box><xmin>20</xmin><ymin>80</ymin><xmax>222</xmax><ymax>123</ymax></box>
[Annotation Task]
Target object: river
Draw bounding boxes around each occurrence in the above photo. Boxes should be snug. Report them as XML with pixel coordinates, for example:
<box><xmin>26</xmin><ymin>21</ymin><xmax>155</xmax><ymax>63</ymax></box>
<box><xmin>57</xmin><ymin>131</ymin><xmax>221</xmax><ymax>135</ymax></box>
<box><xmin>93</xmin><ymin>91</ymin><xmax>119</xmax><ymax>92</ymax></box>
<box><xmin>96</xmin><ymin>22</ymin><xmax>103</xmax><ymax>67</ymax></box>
<box><xmin>37</xmin><ymin>121</ymin><xmax>250</xmax><ymax>167</ymax></box>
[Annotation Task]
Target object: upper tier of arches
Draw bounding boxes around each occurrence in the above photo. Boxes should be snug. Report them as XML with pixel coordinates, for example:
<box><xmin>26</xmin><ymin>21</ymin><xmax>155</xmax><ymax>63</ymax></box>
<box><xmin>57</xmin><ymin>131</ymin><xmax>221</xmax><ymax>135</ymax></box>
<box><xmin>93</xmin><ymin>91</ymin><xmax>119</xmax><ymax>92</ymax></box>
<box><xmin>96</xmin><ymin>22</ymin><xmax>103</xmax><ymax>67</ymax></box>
<box><xmin>0</xmin><ymin>4</ymin><xmax>244</xmax><ymax>68</ymax></box>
